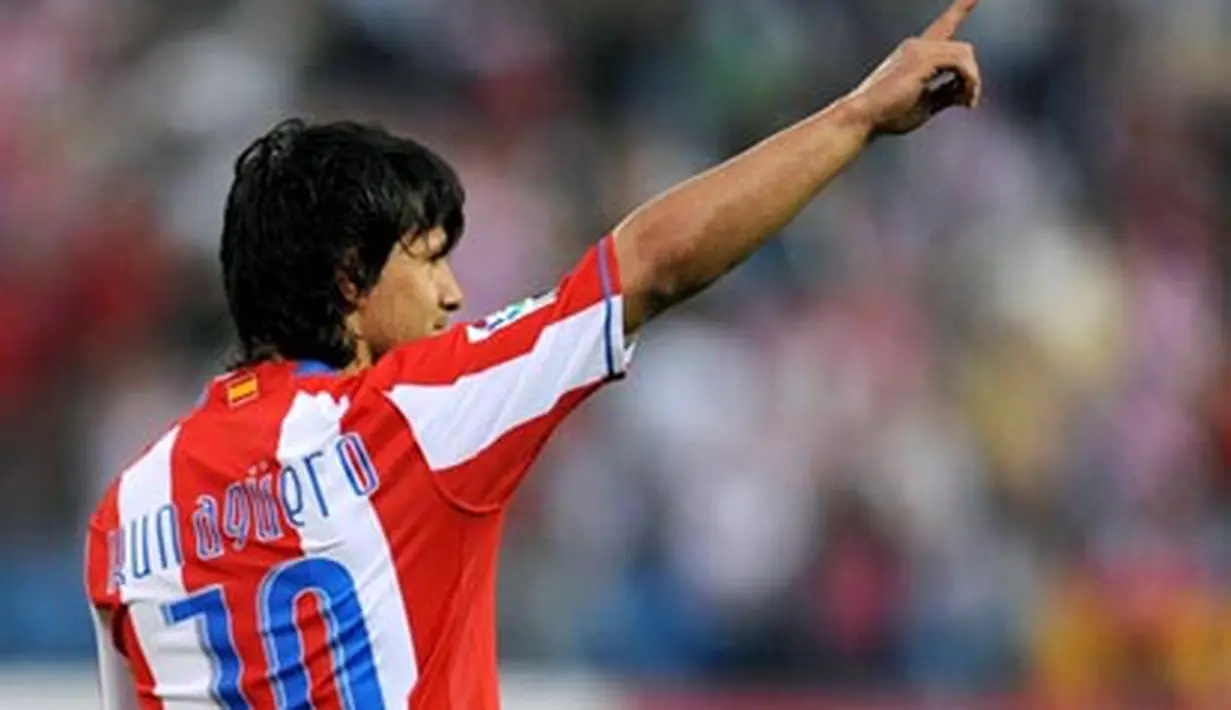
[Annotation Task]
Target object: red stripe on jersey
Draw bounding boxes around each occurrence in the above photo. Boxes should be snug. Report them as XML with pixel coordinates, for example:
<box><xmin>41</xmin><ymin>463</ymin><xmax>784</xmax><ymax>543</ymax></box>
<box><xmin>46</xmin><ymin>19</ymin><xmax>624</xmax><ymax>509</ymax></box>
<box><xmin>348</xmin><ymin>395</ymin><xmax>503</xmax><ymax>710</ymax></box>
<box><xmin>171</xmin><ymin>382</ymin><xmax>305</xmax><ymax>708</ymax></box>
<box><xmin>343</xmin><ymin>381</ymin><xmax>602</xmax><ymax>708</ymax></box>
<box><xmin>296</xmin><ymin>593</ymin><xmax>344</xmax><ymax>709</ymax></box>
<box><xmin>84</xmin><ymin>479</ymin><xmax>122</xmax><ymax>609</ymax></box>
<box><xmin>370</xmin><ymin>237</ymin><xmax>617</xmax><ymax>388</ymax></box>
<box><xmin>117</xmin><ymin>608</ymin><xmax>165</xmax><ymax>710</ymax></box>
<box><xmin>432</xmin><ymin>382</ymin><xmax>604</xmax><ymax>512</ymax></box>
<box><xmin>340</xmin><ymin>395</ymin><xmax>432</xmax><ymax>632</ymax></box>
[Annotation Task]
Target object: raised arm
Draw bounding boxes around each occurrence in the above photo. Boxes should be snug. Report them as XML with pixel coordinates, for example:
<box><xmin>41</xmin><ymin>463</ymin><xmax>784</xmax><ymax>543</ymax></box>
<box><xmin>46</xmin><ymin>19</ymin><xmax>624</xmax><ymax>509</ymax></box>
<box><xmin>614</xmin><ymin>0</ymin><xmax>982</xmax><ymax>332</ymax></box>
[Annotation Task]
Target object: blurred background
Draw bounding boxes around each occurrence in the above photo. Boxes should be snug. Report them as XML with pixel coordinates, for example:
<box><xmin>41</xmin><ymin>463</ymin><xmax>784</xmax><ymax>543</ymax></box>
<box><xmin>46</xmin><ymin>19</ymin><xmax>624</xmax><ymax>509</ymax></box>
<box><xmin>1</xmin><ymin>0</ymin><xmax>1229</xmax><ymax>707</ymax></box>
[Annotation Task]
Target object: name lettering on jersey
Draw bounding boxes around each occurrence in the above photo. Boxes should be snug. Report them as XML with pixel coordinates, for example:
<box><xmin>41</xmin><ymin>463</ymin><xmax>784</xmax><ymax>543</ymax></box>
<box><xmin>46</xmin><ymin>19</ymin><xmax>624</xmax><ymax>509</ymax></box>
<box><xmin>107</xmin><ymin>504</ymin><xmax>183</xmax><ymax>590</ymax></box>
<box><xmin>107</xmin><ymin>433</ymin><xmax>381</xmax><ymax>591</ymax></box>
<box><xmin>192</xmin><ymin>494</ymin><xmax>224</xmax><ymax>561</ymax></box>
<box><xmin>466</xmin><ymin>290</ymin><xmax>558</xmax><ymax>342</ymax></box>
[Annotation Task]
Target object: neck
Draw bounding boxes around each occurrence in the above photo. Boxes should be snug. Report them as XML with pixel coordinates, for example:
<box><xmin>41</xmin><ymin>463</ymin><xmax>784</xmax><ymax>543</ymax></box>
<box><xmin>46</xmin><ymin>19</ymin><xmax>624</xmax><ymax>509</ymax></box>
<box><xmin>246</xmin><ymin>344</ymin><xmax>369</xmax><ymax>377</ymax></box>
<box><xmin>343</xmin><ymin>340</ymin><xmax>374</xmax><ymax>376</ymax></box>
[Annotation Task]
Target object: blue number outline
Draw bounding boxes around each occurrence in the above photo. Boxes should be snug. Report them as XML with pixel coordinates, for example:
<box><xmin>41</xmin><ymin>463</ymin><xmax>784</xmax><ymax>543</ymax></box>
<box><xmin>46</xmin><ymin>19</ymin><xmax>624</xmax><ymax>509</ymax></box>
<box><xmin>161</xmin><ymin>558</ymin><xmax>383</xmax><ymax>709</ymax></box>
<box><xmin>162</xmin><ymin>585</ymin><xmax>248</xmax><ymax>709</ymax></box>
<box><xmin>259</xmin><ymin>558</ymin><xmax>383</xmax><ymax>710</ymax></box>
<box><xmin>336</xmin><ymin>433</ymin><xmax>379</xmax><ymax>497</ymax></box>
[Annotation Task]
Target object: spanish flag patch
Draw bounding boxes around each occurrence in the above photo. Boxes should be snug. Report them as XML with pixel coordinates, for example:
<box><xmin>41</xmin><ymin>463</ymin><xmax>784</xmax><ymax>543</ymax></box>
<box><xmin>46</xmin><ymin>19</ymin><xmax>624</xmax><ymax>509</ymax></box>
<box><xmin>225</xmin><ymin>373</ymin><xmax>260</xmax><ymax>408</ymax></box>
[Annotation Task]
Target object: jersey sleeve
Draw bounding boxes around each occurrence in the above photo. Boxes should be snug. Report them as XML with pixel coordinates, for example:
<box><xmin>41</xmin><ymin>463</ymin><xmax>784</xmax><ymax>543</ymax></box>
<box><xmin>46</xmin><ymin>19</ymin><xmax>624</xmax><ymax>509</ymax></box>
<box><xmin>92</xmin><ymin>608</ymin><xmax>141</xmax><ymax>710</ymax></box>
<box><xmin>84</xmin><ymin>480</ymin><xmax>122</xmax><ymax>611</ymax></box>
<box><xmin>375</xmin><ymin>235</ymin><xmax>634</xmax><ymax>511</ymax></box>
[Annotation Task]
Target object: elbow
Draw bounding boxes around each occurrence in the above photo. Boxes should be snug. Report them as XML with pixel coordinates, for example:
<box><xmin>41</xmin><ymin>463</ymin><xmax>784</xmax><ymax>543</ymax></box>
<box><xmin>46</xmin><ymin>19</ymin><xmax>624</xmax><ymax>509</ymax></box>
<box><xmin>643</xmin><ymin>243</ymin><xmax>691</xmax><ymax>306</ymax></box>
<box><xmin>635</xmin><ymin>252</ymin><xmax>707</xmax><ymax>323</ymax></box>
<box><xmin>616</xmin><ymin>217</ymin><xmax>696</xmax><ymax>315</ymax></box>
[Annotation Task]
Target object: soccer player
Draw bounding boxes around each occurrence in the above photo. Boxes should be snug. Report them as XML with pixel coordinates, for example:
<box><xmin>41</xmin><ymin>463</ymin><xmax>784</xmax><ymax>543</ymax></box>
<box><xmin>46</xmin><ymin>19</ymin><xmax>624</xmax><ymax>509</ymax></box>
<box><xmin>84</xmin><ymin>1</ymin><xmax>982</xmax><ymax>707</ymax></box>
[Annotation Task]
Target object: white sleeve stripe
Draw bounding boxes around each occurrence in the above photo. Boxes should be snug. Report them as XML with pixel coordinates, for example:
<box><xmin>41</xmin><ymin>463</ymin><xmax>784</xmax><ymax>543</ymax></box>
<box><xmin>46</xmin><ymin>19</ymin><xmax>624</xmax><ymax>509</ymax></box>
<box><xmin>385</xmin><ymin>299</ymin><xmax>618</xmax><ymax>471</ymax></box>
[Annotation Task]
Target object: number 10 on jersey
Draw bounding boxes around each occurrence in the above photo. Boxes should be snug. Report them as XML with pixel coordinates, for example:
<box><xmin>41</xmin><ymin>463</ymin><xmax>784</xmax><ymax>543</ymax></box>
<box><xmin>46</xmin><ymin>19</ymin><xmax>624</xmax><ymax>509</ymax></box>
<box><xmin>162</xmin><ymin>557</ymin><xmax>383</xmax><ymax>709</ymax></box>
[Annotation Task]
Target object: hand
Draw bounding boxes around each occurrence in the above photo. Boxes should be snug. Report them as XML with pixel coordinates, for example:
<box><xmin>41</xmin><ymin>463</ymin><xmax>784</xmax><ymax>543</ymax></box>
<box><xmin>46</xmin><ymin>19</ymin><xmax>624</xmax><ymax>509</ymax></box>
<box><xmin>844</xmin><ymin>0</ymin><xmax>983</xmax><ymax>137</ymax></box>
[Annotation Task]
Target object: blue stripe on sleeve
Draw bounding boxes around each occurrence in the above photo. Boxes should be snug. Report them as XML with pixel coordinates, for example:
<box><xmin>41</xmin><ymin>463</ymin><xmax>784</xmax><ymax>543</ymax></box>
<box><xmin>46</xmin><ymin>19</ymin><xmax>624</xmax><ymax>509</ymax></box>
<box><xmin>596</xmin><ymin>238</ymin><xmax>617</xmax><ymax>379</ymax></box>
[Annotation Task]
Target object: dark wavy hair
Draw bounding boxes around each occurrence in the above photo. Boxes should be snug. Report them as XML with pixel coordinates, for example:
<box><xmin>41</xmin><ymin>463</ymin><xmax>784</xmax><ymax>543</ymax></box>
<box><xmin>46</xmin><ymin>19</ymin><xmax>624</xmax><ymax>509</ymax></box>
<box><xmin>220</xmin><ymin>118</ymin><xmax>465</xmax><ymax>368</ymax></box>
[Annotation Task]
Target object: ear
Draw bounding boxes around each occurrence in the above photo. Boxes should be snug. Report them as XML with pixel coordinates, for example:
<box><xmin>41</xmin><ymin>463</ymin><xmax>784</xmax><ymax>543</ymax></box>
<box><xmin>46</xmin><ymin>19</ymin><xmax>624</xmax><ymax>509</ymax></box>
<box><xmin>336</xmin><ymin>270</ymin><xmax>367</xmax><ymax>345</ymax></box>
<box><xmin>334</xmin><ymin>245</ymin><xmax>370</xmax><ymax>309</ymax></box>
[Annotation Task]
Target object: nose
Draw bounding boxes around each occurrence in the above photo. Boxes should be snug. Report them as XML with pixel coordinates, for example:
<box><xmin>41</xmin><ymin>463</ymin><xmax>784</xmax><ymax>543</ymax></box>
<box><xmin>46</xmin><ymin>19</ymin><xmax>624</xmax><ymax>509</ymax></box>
<box><xmin>437</xmin><ymin>261</ymin><xmax>464</xmax><ymax>313</ymax></box>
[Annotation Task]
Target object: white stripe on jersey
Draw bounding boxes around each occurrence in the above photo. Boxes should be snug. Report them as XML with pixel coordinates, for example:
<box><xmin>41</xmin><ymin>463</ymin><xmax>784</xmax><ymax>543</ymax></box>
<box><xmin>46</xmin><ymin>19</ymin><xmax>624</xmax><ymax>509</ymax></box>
<box><xmin>386</xmin><ymin>297</ymin><xmax>631</xmax><ymax>472</ymax></box>
<box><xmin>277</xmin><ymin>391</ymin><xmax>419</xmax><ymax>707</ymax></box>
<box><xmin>116</xmin><ymin>426</ymin><xmax>217</xmax><ymax>707</ymax></box>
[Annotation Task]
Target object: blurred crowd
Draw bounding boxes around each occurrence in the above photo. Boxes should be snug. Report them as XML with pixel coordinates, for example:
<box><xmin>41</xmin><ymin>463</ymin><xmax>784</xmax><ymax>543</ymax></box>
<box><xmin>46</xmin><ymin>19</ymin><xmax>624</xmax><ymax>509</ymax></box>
<box><xmin>0</xmin><ymin>0</ymin><xmax>1229</xmax><ymax>706</ymax></box>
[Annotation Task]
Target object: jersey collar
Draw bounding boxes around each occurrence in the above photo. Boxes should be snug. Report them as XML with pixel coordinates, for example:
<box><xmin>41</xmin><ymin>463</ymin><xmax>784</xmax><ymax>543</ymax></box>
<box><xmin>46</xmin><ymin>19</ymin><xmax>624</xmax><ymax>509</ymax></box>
<box><xmin>293</xmin><ymin>360</ymin><xmax>336</xmax><ymax>376</ymax></box>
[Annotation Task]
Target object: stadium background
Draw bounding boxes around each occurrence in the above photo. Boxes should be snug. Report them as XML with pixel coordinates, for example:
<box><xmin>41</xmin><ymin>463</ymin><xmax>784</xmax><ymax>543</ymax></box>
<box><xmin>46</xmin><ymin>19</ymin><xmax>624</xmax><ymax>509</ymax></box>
<box><xmin>0</xmin><ymin>0</ymin><xmax>1228</xmax><ymax>707</ymax></box>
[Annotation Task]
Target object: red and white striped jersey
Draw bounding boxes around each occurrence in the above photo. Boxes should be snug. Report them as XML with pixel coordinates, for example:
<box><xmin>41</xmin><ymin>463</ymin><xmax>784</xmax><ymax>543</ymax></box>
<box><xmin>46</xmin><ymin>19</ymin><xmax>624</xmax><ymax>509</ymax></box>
<box><xmin>83</xmin><ymin>237</ymin><xmax>634</xmax><ymax>710</ymax></box>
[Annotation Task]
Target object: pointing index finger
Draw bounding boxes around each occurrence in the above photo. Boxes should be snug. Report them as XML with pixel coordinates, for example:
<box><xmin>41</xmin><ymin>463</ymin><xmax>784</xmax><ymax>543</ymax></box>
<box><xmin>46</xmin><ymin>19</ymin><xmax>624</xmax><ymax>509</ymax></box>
<box><xmin>921</xmin><ymin>0</ymin><xmax>980</xmax><ymax>41</ymax></box>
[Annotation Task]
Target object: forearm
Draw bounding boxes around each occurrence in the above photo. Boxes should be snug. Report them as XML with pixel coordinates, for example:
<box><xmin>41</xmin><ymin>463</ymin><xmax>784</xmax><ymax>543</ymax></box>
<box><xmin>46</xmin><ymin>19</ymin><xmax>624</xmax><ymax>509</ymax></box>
<box><xmin>613</xmin><ymin>96</ymin><xmax>873</xmax><ymax>331</ymax></box>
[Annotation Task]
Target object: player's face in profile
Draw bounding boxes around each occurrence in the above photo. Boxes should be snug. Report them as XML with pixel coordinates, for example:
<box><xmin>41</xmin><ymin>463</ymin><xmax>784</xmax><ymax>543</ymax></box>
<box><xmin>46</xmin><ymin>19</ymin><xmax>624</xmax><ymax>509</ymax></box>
<box><xmin>351</xmin><ymin>227</ymin><xmax>464</xmax><ymax>361</ymax></box>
